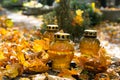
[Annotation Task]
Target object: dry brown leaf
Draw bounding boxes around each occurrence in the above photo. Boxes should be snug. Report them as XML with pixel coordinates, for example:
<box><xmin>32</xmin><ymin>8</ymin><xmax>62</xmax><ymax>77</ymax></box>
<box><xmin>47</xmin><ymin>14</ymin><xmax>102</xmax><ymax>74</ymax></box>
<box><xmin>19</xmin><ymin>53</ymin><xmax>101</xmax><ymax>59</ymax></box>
<box><xmin>58</xmin><ymin>68</ymin><xmax>79</xmax><ymax>78</ymax></box>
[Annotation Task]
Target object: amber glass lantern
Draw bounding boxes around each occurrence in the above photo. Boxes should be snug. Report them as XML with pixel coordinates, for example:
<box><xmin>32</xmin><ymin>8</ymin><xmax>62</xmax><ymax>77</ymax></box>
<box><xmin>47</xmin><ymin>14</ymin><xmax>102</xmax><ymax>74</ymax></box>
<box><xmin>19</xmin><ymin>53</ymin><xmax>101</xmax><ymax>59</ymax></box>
<box><xmin>79</xmin><ymin>30</ymin><xmax>108</xmax><ymax>73</ymax></box>
<box><xmin>43</xmin><ymin>24</ymin><xmax>59</xmax><ymax>42</ymax></box>
<box><xmin>48</xmin><ymin>32</ymin><xmax>74</xmax><ymax>71</ymax></box>
<box><xmin>79</xmin><ymin>30</ymin><xmax>100</xmax><ymax>57</ymax></box>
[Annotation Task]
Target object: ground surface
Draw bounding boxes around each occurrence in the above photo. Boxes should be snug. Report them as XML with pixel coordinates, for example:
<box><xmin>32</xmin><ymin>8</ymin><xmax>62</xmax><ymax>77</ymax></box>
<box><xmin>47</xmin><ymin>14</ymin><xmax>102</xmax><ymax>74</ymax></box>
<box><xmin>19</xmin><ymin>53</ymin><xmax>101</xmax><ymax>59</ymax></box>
<box><xmin>4</xmin><ymin>8</ymin><xmax>120</xmax><ymax>58</ymax></box>
<box><xmin>0</xmin><ymin>8</ymin><xmax>120</xmax><ymax>80</ymax></box>
<box><xmin>95</xmin><ymin>22</ymin><xmax>120</xmax><ymax>58</ymax></box>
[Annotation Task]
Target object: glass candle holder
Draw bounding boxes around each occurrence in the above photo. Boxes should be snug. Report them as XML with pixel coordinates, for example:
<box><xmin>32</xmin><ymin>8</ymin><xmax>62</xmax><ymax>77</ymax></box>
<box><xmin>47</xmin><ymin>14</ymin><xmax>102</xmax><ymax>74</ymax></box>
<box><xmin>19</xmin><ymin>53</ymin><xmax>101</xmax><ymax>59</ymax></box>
<box><xmin>43</xmin><ymin>24</ymin><xmax>59</xmax><ymax>42</ymax></box>
<box><xmin>79</xmin><ymin>30</ymin><xmax>100</xmax><ymax>57</ymax></box>
<box><xmin>48</xmin><ymin>32</ymin><xmax>74</xmax><ymax>71</ymax></box>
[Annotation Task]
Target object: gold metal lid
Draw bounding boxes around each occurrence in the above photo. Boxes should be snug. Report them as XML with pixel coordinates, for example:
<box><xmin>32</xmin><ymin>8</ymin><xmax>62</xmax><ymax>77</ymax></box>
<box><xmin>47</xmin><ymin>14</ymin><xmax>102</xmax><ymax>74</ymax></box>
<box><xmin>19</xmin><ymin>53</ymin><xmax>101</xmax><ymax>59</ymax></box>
<box><xmin>54</xmin><ymin>32</ymin><xmax>70</xmax><ymax>40</ymax></box>
<box><xmin>47</xmin><ymin>24</ymin><xmax>59</xmax><ymax>31</ymax></box>
<box><xmin>84</xmin><ymin>30</ymin><xmax>97</xmax><ymax>38</ymax></box>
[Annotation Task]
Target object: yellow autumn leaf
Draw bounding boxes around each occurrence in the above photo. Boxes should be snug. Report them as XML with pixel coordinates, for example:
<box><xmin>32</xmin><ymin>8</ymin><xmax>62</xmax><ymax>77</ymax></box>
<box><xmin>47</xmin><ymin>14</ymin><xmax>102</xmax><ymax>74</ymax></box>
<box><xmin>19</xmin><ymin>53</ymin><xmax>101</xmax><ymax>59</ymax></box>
<box><xmin>32</xmin><ymin>39</ymin><xmax>50</xmax><ymax>52</ymax></box>
<box><xmin>5</xmin><ymin>19</ymin><xmax>13</xmax><ymax>28</ymax></box>
<box><xmin>22</xmin><ymin>61</ymin><xmax>30</xmax><ymax>67</ymax></box>
<box><xmin>17</xmin><ymin>52</ymin><xmax>25</xmax><ymax>62</ymax></box>
<box><xmin>32</xmin><ymin>39</ymin><xmax>44</xmax><ymax>52</ymax></box>
<box><xmin>26</xmin><ymin>58</ymin><xmax>49</xmax><ymax>72</ymax></box>
<box><xmin>59</xmin><ymin>30</ymin><xmax>64</xmax><ymax>33</ymax></box>
<box><xmin>5</xmin><ymin>65</ymin><xmax>18</xmax><ymax>78</ymax></box>
<box><xmin>0</xmin><ymin>51</ymin><xmax>6</xmax><ymax>60</ymax></box>
<box><xmin>33</xmin><ymin>44</ymin><xmax>43</xmax><ymax>52</ymax></box>
<box><xmin>43</xmin><ymin>38</ymin><xmax>50</xmax><ymax>50</ymax></box>
<box><xmin>0</xmin><ymin>28</ymin><xmax>8</xmax><ymax>35</ymax></box>
<box><xmin>17</xmin><ymin>52</ymin><xmax>30</xmax><ymax>67</ymax></box>
<box><xmin>19</xmin><ymin>78</ymin><xmax>30</xmax><ymax>80</ymax></box>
